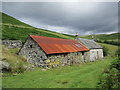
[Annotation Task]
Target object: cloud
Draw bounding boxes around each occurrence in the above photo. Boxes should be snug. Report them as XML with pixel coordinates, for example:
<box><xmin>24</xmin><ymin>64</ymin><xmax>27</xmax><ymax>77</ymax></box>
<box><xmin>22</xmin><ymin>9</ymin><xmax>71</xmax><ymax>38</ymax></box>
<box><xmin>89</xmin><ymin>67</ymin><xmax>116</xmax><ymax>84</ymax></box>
<box><xmin>2</xmin><ymin>2</ymin><xmax>118</xmax><ymax>36</ymax></box>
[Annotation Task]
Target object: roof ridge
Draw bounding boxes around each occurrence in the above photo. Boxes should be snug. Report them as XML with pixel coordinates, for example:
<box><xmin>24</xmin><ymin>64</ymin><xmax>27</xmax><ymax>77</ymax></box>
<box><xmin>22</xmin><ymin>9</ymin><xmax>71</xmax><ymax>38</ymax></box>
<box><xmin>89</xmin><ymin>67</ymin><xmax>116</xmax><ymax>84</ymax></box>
<box><xmin>30</xmin><ymin>35</ymin><xmax>75</xmax><ymax>41</ymax></box>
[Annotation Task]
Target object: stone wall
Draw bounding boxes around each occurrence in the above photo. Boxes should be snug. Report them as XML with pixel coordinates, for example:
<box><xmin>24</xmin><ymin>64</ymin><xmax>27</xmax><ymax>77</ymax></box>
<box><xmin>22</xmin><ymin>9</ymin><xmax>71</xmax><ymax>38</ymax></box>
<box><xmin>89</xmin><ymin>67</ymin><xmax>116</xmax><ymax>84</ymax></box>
<box><xmin>84</xmin><ymin>51</ymin><xmax>91</xmax><ymax>62</ymax></box>
<box><xmin>45</xmin><ymin>49</ymin><xmax>103</xmax><ymax>68</ymax></box>
<box><xmin>2</xmin><ymin>40</ymin><xmax>22</xmax><ymax>48</ymax></box>
<box><xmin>18</xmin><ymin>37</ymin><xmax>47</xmax><ymax>67</ymax></box>
<box><xmin>45</xmin><ymin>51</ymin><xmax>90</xmax><ymax>68</ymax></box>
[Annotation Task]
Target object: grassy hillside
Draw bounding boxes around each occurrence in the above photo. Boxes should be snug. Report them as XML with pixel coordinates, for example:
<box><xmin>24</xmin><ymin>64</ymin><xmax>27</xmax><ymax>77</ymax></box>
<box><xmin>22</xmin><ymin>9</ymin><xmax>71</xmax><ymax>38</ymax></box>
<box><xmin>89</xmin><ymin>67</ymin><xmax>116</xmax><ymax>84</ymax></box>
<box><xmin>2</xmin><ymin>12</ymin><xmax>31</xmax><ymax>27</ymax></box>
<box><xmin>2</xmin><ymin>43</ymin><xmax>118</xmax><ymax>88</ymax></box>
<box><xmin>80</xmin><ymin>33</ymin><xmax>120</xmax><ymax>46</ymax></box>
<box><xmin>80</xmin><ymin>33</ymin><xmax>120</xmax><ymax>41</ymax></box>
<box><xmin>2</xmin><ymin>12</ymin><xmax>74</xmax><ymax>41</ymax></box>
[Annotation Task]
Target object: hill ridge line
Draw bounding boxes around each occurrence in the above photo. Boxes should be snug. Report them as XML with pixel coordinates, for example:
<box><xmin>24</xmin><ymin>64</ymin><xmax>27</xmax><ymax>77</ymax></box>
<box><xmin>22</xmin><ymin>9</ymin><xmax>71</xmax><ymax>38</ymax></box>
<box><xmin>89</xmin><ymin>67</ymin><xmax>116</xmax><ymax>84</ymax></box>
<box><xmin>2</xmin><ymin>23</ymin><xmax>73</xmax><ymax>39</ymax></box>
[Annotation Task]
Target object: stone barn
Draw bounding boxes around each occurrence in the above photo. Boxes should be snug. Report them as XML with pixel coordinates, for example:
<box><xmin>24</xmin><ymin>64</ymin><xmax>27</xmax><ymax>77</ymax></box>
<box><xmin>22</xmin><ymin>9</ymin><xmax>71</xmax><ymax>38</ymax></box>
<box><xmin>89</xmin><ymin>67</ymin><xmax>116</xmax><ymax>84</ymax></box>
<box><xmin>18</xmin><ymin>35</ymin><xmax>89</xmax><ymax>67</ymax></box>
<box><xmin>76</xmin><ymin>38</ymin><xmax>103</xmax><ymax>61</ymax></box>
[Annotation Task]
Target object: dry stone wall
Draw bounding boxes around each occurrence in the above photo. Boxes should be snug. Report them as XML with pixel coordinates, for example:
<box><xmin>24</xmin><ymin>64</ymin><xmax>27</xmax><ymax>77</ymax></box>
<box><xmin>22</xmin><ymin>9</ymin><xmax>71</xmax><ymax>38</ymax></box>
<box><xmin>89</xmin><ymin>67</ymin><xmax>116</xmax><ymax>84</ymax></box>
<box><xmin>84</xmin><ymin>52</ymin><xmax>90</xmax><ymax>62</ymax></box>
<box><xmin>2</xmin><ymin>40</ymin><xmax>22</xmax><ymax>48</ymax></box>
<box><xmin>18</xmin><ymin>37</ymin><xmax>47</xmax><ymax>67</ymax></box>
<box><xmin>45</xmin><ymin>52</ymin><xmax>89</xmax><ymax>68</ymax></box>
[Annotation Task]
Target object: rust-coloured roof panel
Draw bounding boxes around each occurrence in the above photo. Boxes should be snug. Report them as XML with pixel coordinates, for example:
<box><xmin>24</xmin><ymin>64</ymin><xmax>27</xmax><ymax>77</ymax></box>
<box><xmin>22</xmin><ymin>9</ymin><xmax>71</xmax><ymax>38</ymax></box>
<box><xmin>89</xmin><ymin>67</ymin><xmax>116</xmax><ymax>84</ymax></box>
<box><xmin>30</xmin><ymin>35</ymin><xmax>89</xmax><ymax>54</ymax></box>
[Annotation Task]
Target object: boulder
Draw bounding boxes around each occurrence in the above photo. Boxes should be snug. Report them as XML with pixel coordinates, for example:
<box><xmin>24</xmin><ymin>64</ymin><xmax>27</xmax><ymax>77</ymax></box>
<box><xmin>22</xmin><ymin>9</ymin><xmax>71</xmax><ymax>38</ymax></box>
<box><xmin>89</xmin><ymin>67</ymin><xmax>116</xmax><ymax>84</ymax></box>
<box><xmin>0</xmin><ymin>61</ymin><xmax>10</xmax><ymax>72</ymax></box>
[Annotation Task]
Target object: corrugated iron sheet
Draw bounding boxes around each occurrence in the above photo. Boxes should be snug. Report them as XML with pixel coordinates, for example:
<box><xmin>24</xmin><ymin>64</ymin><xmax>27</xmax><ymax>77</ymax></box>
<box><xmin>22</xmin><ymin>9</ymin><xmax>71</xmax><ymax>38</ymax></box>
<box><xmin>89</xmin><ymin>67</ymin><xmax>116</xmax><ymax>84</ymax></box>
<box><xmin>30</xmin><ymin>35</ymin><xmax>89</xmax><ymax>54</ymax></box>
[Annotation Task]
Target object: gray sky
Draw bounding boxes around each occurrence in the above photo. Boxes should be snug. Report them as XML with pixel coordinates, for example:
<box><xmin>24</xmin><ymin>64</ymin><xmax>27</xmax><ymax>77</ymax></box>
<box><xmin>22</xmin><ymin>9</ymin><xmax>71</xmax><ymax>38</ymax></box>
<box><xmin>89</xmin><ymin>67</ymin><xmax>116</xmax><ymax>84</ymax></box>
<box><xmin>2</xmin><ymin>2</ymin><xmax>118</xmax><ymax>36</ymax></box>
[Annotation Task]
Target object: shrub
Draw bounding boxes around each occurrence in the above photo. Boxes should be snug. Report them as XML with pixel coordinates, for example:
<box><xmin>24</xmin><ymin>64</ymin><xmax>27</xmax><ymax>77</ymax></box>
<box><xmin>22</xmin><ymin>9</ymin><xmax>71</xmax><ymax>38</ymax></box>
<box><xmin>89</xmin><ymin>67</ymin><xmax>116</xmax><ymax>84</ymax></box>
<box><xmin>97</xmin><ymin>58</ymin><xmax>120</xmax><ymax>88</ymax></box>
<box><xmin>110</xmin><ymin>57</ymin><xmax>120</xmax><ymax>71</ymax></box>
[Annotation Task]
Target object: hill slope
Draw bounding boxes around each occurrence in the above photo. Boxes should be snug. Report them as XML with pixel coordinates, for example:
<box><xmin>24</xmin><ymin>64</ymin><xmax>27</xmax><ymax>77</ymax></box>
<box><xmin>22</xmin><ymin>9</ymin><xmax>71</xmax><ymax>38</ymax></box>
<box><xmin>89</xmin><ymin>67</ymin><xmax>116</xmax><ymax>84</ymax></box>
<box><xmin>80</xmin><ymin>33</ymin><xmax>120</xmax><ymax>41</ymax></box>
<box><xmin>2</xmin><ymin>12</ymin><xmax>32</xmax><ymax>27</ymax></box>
<box><xmin>80</xmin><ymin>33</ymin><xmax>120</xmax><ymax>46</ymax></box>
<box><xmin>2</xmin><ymin>12</ymin><xmax>75</xmax><ymax>41</ymax></box>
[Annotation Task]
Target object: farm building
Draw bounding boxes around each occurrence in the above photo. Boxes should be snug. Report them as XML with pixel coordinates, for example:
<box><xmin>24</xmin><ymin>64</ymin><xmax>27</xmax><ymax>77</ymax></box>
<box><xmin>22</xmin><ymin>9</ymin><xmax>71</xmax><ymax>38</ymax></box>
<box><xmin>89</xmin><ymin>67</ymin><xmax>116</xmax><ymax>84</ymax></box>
<box><xmin>76</xmin><ymin>38</ymin><xmax>103</xmax><ymax>61</ymax></box>
<box><xmin>18</xmin><ymin>35</ymin><xmax>90</xmax><ymax>67</ymax></box>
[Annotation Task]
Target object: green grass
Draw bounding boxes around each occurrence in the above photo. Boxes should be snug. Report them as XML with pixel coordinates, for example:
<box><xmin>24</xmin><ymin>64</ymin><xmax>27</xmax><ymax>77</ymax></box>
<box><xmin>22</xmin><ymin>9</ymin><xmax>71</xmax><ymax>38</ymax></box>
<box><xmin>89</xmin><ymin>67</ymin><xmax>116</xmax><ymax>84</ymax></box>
<box><xmin>2</xmin><ymin>25</ymin><xmax>71</xmax><ymax>41</ymax></box>
<box><xmin>2</xmin><ymin>57</ymin><xmax>114</xmax><ymax>88</ymax></box>
<box><xmin>2</xmin><ymin>24</ymin><xmax>74</xmax><ymax>41</ymax></box>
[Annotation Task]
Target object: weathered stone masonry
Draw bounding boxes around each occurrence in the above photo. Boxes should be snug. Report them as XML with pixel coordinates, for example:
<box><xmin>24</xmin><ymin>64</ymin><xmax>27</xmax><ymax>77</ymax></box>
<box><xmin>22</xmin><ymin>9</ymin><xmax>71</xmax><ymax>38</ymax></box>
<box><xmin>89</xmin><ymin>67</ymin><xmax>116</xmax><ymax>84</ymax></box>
<box><xmin>2</xmin><ymin>40</ymin><xmax>22</xmax><ymax>48</ymax></box>
<box><xmin>18</xmin><ymin>37</ymin><xmax>47</xmax><ymax>67</ymax></box>
<box><xmin>45</xmin><ymin>52</ymin><xmax>90</xmax><ymax>68</ymax></box>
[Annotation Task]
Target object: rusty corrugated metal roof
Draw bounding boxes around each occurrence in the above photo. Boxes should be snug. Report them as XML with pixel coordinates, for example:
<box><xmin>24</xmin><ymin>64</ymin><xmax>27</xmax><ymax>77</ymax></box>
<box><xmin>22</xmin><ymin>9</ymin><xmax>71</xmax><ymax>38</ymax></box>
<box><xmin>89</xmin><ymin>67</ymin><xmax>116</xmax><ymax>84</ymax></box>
<box><xmin>30</xmin><ymin>35</ymin><xmax>89</xmax><ymax>54</ymax></box>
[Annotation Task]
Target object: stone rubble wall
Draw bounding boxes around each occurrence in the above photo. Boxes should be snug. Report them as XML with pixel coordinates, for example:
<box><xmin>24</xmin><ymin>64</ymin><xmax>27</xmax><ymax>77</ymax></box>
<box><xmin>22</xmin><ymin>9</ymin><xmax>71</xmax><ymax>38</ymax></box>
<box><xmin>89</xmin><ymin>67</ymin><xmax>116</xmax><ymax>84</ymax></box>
<box><xmin>18</xmin><ymin>37</ymin><xmax>47</xmax><ymax>67</ymax></box>
<box><xmin>45</xmin><ymin>50</ymin><xmax>103</xmax><ymax>68</ymax></box>
<box><xmin>45</xmin><ymin>52</ymin><xmax>90</xmax><ymax>68</ymax></box>
<box><xmin>84</xmin><ymin>51</ymin><xmax>91</xmax><ymax>62</ymax></box>
<box><xmin>2</xmin><ymin>40</ymin><xmax>22</xmax><ymax>48</ymax></box>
